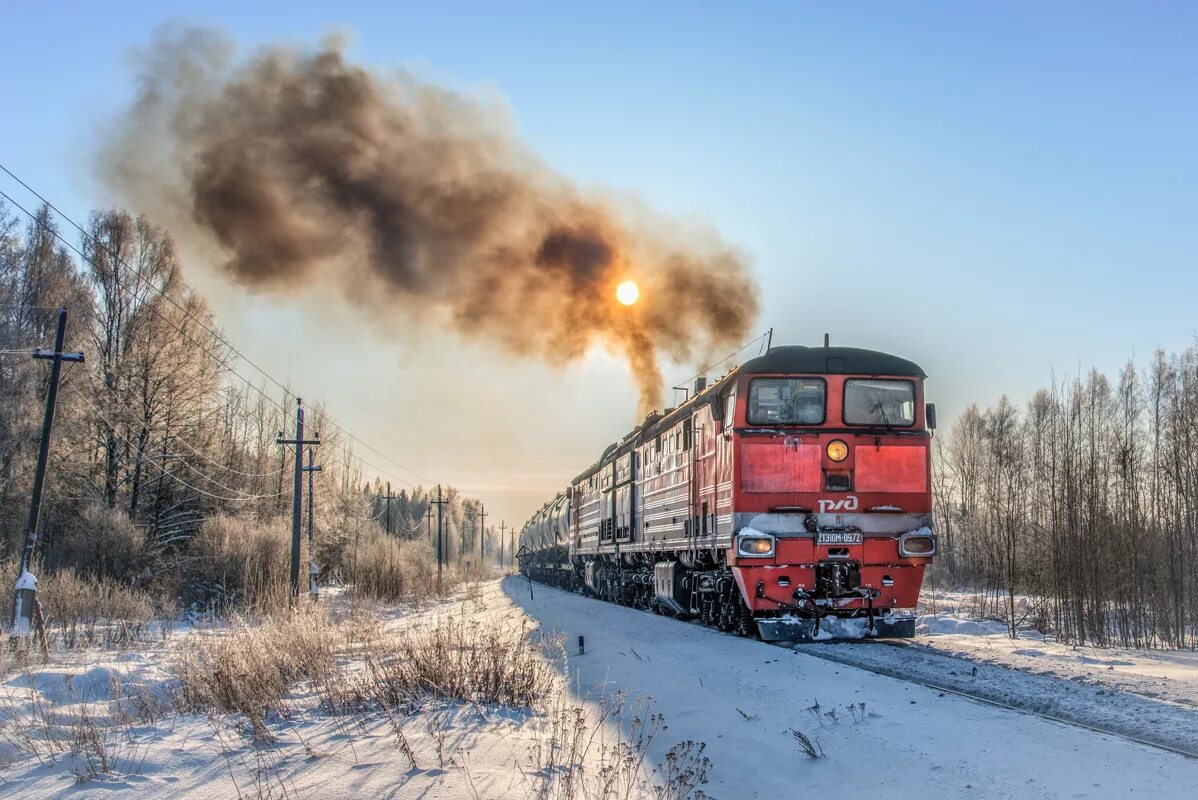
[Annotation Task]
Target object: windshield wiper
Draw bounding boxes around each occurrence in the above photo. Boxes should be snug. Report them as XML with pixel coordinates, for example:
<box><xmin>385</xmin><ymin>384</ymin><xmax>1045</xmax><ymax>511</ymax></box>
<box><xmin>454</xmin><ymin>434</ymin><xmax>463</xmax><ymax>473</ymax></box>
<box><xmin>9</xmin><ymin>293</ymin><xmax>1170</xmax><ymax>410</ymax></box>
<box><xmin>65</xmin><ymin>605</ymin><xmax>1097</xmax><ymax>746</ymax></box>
<box><xmin>870</xmin><ymin>394</ymin><xmax>894</xmax><ymax>432</ymax></box>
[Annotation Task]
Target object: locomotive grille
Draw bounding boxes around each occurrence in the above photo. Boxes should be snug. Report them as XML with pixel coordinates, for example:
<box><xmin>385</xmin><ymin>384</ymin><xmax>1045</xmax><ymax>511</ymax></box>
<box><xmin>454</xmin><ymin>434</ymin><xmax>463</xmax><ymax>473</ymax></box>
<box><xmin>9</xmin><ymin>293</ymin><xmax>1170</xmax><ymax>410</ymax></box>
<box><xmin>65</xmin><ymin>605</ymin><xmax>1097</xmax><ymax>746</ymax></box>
<box><xmin>825</xmin><ymin>473</ymin><xmax>852</xmax><ymax>492</ymax></box>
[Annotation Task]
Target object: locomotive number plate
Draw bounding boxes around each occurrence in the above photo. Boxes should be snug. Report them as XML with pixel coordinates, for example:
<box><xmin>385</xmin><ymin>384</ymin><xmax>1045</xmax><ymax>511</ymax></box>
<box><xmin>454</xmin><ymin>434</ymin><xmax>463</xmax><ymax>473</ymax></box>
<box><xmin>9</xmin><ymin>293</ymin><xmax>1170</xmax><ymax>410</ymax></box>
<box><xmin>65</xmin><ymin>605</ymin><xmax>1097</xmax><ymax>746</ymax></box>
<box><xmin>816</xmin><ymin>531</ymin><xmax>862</xmax><ymax>546</ymax></box>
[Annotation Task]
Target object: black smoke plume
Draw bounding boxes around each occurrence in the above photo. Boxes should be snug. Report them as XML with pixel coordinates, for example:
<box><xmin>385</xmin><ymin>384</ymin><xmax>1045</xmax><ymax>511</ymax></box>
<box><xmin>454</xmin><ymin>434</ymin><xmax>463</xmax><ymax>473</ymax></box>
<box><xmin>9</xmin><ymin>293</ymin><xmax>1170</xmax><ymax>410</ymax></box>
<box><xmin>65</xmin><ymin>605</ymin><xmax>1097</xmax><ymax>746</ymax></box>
<box><xmin>102</xmin><ymin>28</ymin><xmax>759</xmax><ymax>413</ymax></box>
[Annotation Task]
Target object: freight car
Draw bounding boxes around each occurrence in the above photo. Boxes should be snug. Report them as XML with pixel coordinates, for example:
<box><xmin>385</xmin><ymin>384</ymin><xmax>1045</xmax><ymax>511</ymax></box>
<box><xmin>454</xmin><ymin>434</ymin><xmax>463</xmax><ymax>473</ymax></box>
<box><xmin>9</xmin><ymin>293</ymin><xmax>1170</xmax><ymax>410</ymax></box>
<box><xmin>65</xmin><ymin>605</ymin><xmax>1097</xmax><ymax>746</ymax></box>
<box><xmin>519</xmin><ymin>342</ymin><xmax>937</xmax><ymax>641</ymax></box>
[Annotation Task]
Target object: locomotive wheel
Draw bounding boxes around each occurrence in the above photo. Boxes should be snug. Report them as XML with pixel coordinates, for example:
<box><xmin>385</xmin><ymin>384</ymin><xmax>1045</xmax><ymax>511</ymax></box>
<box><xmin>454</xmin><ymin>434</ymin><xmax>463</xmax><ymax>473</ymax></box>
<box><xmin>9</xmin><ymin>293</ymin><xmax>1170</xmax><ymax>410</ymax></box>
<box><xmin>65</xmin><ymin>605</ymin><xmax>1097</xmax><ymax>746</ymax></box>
<box><xmin>735</xmin><ymin>599</ymin><xmax>756</xmax><ymax>637</ymax></box>
<box><xmin>717</xmin><ymin>603</ymin><xmax>736</xmax><ymax>632</ymax></box>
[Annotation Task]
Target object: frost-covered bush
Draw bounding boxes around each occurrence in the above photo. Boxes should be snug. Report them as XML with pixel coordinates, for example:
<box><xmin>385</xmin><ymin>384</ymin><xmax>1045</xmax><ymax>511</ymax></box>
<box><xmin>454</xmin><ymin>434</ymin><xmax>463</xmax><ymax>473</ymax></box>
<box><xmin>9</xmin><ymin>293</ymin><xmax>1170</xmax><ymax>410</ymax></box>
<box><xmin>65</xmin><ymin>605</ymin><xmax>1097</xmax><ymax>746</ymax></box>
<box><xmin>183</xmin><ymin>514</ymin><xmax>291</xmax><ymax>612</ymax></box>
<box><xmin>42</xmin><ymin>502</ymin><xmax>146</xmax><ymax>581</ymax></box>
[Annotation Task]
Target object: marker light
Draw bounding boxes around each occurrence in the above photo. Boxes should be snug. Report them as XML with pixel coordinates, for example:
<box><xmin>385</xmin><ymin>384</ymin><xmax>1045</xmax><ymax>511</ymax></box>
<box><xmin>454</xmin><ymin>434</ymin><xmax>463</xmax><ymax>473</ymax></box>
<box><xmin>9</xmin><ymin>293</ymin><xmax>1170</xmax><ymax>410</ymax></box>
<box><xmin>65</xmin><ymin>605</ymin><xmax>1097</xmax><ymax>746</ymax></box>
<box><xmin>899</xmin><ymin>534</ymin><xmax>937</xmax><ymax>557</ymax></box>
<box><xmin>737</xmin><ymin>533</ymin><xmax>776</xmax><ymax>558</ymax></box>
<box><xmin>826</xmin><ymin>439</ymin><xmax>849</xmax><ymax>462</ymax></box>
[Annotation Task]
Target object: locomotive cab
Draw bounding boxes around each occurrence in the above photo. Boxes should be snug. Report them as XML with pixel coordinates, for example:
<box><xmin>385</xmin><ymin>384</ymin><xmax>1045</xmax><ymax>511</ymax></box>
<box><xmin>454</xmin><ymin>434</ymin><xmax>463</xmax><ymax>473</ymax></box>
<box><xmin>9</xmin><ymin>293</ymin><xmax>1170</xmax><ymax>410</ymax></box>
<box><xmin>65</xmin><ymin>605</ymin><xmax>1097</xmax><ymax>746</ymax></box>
<box><xmin>729</xmin><ymin>346</ymin><xmax>936</xmax><ymax>640</ymax></box>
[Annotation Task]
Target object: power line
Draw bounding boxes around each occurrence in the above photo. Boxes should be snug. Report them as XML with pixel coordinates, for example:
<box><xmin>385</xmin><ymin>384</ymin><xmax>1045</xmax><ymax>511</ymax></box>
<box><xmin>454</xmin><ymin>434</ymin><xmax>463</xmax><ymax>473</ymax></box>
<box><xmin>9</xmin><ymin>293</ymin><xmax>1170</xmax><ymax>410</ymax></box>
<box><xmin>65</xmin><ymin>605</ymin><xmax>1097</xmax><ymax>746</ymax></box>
<box><xmin>71</xmin><ymin>386</ymin><xmax>287</xmax><ymax>502</ymax></box>
<box><xmin>0</xmin><ymin>170</ymin><xmax>433</xmax><ymax>491</ymax></box>
<box><xmin>70</xmin><ymin>382</ymin><xmax>285</xmax><ymax>496</ymax></box>
<box><xmin>27</xmin><ymin>330</ymin><xmax>297</xmax><ymax>502</ymax></box>
<box><xmin>344</xmin><ymin>502</ymin><xmax>389</xmax><ymax>523</ymax></box>
<box><xmin>170</xmin><ymin>433</ymin><xmax>286</xmax><ymax>478</ymax></box>
<box><xmin>0</xmin><ymin>303</ymin><xmax>67</xmax><ymax>312</ymax></box>
<box><xmin>0</xmin><ymin>166</ymin><xmax>434</xmax><ymax>486</ymax></box>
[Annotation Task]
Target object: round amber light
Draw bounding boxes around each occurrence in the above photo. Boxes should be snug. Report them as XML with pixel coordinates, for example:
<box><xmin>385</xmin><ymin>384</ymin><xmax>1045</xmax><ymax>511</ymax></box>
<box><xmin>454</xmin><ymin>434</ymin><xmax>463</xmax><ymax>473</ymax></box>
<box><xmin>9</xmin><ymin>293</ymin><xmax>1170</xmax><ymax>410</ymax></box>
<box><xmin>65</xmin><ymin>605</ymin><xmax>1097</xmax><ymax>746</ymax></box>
<box><xmin>826</xmin><ymin>439</ymin><xmax>849</xmax><ymax>462</ymax></box>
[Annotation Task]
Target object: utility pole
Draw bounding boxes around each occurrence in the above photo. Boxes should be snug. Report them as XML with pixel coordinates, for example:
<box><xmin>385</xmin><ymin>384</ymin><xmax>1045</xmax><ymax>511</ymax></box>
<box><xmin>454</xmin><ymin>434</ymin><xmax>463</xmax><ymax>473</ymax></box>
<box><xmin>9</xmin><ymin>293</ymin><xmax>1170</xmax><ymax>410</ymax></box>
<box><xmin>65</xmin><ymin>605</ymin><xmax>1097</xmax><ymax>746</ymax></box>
<box><xmin>303</xmin><ymin>447</ymin><xmax>322</xmax><ymax>600</ymax></box>
<box><xmin>499</xmin><ymin>520</ymin><xmax>507</xmax><ymax>567</ymax></box>
<box><xmin>384</xmin><ymin>481</ymin><xmax>394</xmax><ymax>536</ymax></box>
<box><xmin>277</xmin><ymin>399</ymin><xmax>319</xmax><ymax>599</ymax></box>
<box><xmin>10</xmin><ymin>307</ymin><xmax>83</xmax><ymax>636</ymax></box>
<box><xmin>433</xmin><ymin>485</ymin><xmax>448</xmax><ymax>594</ymax></box>
<box><xmin>425</xmin><ymin>505</ymin><xmax>433</xmax><ymax>543</ymax></box>
<box><xmin>479</xmin><ymin>503</ymin><xmax>487</xmax><ymax>565</ymax></box>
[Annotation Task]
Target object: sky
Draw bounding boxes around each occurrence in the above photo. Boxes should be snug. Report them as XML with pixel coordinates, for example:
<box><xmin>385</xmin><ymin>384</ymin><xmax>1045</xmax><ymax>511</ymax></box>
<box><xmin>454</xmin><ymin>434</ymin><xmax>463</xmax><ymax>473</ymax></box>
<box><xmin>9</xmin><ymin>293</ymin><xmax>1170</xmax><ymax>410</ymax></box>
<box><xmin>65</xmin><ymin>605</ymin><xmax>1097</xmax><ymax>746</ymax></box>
<box><xmin>1</xmin><ymin>2</ymin><xmax>1196</xmax><ymax>529</ymax></box>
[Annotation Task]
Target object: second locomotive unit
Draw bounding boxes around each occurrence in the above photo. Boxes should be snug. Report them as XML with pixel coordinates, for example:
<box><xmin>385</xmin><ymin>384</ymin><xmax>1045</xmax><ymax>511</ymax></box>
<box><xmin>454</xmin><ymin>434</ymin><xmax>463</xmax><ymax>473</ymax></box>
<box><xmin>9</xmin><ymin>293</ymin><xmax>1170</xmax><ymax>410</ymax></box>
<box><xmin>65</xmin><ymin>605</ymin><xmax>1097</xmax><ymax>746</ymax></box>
<box><xmin>519</xmin><ymin>342</ymin><xmax>937</xmax><ymax>641</ymax></box>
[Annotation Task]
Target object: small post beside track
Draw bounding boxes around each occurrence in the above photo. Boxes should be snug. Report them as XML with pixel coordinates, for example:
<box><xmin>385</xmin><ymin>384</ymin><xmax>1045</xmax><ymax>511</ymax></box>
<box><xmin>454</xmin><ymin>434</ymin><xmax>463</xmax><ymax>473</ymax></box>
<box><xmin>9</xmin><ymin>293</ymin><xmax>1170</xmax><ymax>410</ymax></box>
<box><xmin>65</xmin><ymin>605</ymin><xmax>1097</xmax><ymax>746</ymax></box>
<box><xmin>516</xmin><ymin>545</ymin><xmax>535</xmax><ymax>600</ymax></box>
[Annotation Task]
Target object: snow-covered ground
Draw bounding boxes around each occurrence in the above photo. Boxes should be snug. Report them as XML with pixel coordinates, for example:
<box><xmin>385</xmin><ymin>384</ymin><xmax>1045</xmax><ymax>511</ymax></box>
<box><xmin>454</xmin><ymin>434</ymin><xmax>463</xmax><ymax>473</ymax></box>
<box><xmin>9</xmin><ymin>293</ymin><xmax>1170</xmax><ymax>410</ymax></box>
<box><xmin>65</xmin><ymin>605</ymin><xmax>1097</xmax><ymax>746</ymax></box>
<box><xmin>2</xmin><ymin>588</ymin><xmax>676</xmax><ymax>800</ymax></box>
<box><xmin>799</xmin><ymin>634</ymin><xmax>1198</xmax><ymax>757</ymax></box>
<box><xmin>507</xmin><ymin>578</ymin><xmax>1198</xmax><ymax>799</ymax></box>
<box><xmin>912</xmin><ymin>612</ymin><xmax>1198</xmax><ymax>709</ymax></box>
<box><xmin>3</xmin><ymin>579</ymin><xmax>1196</xmax><ymax>799</ymax></box>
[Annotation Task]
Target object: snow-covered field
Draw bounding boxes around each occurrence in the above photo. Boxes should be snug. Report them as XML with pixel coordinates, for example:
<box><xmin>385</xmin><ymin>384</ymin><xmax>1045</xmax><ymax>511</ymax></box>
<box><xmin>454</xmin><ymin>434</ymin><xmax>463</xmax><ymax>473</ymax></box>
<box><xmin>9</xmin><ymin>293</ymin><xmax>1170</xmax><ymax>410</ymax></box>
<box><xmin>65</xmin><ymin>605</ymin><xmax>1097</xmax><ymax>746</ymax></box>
<box><xmin>913</xmin><ymin>611</ymin><xmax>1198</xmax><ymax>708</ymax></box>
<box><xmin>2</xmin><ymin>579</ymin><xmax>1196</xmax><ymax>799</ymax></box>
<box><xmin>0</xmin><ymin>587</ymin><xmax>669</xmax><ymax>799</ymax></box>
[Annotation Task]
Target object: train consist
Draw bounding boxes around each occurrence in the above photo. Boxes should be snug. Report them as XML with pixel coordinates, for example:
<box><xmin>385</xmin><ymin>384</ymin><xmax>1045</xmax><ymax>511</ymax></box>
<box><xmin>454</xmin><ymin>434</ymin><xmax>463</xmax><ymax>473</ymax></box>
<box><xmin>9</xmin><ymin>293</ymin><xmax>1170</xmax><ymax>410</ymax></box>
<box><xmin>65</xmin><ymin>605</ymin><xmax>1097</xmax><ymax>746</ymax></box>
<box><xmin>518</xmin><ymin>343</ymin><xmax>937</xmax><ymax>641</ymax></box>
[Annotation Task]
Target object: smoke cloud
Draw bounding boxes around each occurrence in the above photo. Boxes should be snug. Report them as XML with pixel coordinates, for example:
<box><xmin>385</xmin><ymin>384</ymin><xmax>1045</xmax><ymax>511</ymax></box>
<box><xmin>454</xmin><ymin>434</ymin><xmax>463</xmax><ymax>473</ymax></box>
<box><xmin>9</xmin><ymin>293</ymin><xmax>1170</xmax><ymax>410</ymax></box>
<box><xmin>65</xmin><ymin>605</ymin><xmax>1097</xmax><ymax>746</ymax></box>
<box><xmin>101</xmin><ymin>28</ymin><xmax>759</xmax><ymax>414</ymax></box>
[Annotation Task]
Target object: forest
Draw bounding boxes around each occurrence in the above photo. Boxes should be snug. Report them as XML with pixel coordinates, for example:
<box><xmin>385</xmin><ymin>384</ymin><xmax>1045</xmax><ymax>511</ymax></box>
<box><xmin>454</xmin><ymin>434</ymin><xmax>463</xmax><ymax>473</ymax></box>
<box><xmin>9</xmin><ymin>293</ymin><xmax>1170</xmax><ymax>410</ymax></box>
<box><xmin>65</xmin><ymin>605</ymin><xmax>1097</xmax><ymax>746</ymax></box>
<box><xmin>931</xmin><ymin>350</ymin><xmax>1198</xmax><ymax>647</ymax></box>
<box><xmin>0</xmin><ymin>201</ymin><xmax>500</xmax><ymax>614</ymax></box>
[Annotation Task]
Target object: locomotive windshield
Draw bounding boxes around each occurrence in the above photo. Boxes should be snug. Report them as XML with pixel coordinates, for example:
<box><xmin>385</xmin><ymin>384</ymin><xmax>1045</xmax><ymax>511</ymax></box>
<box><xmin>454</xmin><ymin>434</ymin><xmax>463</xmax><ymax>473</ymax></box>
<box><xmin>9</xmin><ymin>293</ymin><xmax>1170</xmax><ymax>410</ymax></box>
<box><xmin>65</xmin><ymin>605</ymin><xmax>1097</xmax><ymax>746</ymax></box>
<box><xmin>747</xmin><ymin>378</ymin><xmax>826</xmax><ymax>425</ymax></box>
<box><xmin>844</xmin><ymin>379</ymin><xmax>916</xmax><ymax>426</ymax></box>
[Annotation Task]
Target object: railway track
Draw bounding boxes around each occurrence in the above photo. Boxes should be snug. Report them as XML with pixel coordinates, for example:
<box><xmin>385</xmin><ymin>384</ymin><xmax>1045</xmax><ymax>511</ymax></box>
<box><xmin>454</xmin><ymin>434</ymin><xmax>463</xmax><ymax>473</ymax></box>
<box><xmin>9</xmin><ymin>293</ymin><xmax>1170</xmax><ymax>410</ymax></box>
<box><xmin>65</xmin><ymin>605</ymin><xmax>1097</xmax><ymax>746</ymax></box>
<box><xmin>792</xmin><ymin>639</ymin><xmax>1198</xmax><ymax>762</ymax></box>
<box><xmin>514</xmin><ymin>575</ymin><xmax>1198</xmax><ymax>762</ymax></box>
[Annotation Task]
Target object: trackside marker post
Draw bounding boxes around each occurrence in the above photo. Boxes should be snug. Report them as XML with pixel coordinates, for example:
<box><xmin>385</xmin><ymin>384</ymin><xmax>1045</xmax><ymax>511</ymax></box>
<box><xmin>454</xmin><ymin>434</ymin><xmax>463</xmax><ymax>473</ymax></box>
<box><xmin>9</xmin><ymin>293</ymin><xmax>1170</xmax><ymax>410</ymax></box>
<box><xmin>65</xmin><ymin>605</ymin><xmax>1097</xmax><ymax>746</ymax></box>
<box><xmin>516</xmin><ymin>545</ymin><xmax>534</xmax><ymax>600</ymax></box>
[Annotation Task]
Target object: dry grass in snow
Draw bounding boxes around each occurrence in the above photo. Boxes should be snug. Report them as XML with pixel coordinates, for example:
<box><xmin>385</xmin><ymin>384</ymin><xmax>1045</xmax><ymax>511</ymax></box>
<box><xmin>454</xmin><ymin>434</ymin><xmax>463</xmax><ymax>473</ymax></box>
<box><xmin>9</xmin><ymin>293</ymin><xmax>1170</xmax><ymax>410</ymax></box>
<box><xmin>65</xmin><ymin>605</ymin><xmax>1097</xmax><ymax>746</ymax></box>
<box><xmin>2</xmin><ymin>582</ymin><xmax>712</xmax><ymax>799</ymax></box>
<box><xmin>175</xmin><ymin>605</ymin><xmax>341</xmax><ymax>736</ymax></box>
<box><xmin>0</xmin><ymin>559</ymin><xmax>171</xmax><ymax>673</ymax></box>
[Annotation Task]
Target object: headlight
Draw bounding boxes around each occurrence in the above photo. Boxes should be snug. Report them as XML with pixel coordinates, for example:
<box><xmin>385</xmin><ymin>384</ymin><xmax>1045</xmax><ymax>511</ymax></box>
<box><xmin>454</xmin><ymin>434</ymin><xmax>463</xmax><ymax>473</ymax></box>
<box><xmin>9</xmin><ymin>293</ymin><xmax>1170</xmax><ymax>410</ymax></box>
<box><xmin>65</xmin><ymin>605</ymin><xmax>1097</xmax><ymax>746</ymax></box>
<box><xmin>899</xmin><ymin>534</ymin><xmax>936</xmax><ymax>557</ymax></box>
<box><xmin>826</xmin><ymin>439</ymin><xmax>849</xmax><ymax>462</ymax></box>
<box><xmin>737</xmin><ymin>533</ymin><xmax>775</xmax><ymax>558</ymax></box>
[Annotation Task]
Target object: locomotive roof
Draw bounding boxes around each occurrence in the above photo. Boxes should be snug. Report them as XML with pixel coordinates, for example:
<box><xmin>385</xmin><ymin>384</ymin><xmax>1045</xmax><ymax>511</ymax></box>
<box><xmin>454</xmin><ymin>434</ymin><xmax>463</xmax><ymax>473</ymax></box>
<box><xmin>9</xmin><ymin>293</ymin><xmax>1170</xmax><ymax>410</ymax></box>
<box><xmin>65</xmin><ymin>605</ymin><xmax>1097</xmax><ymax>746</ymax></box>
<box><xmin>739</xmin><ymin>345</ymin><xmax>926</xmax><ymax>378</ymax></box>
<box><xmin>567</xmin><ymin>344</ymin><xmax>925</xmax><ymax>485</ymax></box>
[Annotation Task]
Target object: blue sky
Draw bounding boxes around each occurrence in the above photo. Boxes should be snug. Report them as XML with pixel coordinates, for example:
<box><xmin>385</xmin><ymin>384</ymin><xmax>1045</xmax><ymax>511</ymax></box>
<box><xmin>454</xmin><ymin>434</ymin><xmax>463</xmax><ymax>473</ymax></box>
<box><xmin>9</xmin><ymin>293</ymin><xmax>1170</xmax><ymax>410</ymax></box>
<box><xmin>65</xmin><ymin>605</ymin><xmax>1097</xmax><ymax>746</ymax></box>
<box><xmin>2</xmin><ymin>2</ymin><xmax>1196</xmax><ymax>523</ymax></box>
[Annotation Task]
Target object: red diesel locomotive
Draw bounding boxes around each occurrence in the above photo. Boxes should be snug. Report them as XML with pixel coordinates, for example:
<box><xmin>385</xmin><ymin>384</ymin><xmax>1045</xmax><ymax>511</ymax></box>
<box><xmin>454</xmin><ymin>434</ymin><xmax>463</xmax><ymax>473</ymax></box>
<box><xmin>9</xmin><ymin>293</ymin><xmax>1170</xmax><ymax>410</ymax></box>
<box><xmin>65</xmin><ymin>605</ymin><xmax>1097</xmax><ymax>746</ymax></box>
<box><xmin>518</xmin><ymin>343</ymin><xmax>937</xmax><ymax>641</ymax></box>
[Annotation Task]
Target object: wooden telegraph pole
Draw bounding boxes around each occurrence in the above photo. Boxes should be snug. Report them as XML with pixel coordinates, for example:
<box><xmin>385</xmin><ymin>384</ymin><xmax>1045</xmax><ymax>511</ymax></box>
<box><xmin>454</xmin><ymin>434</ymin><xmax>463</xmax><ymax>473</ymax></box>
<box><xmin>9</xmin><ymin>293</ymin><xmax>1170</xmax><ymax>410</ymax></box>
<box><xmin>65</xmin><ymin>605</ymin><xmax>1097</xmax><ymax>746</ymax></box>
<box><xmin>303</xmin><ymin>447</ymin><xmax>322</xmax><ymax>599</ymax></box>
<box><xmin>9</xmin><ymin>308</ymin><xmax>83</xmax><ymax>636</ymax></box>
<box><xmin>277</xmin><ymin>399</ymin><xmax>319</xmax><ymax>599</ymax></box>
<box><xmin>479</xmin><ymin>503</ymin><xmax>487</xmax><ymax>567</ymax></box>
<box><xmin>433</xmin><ymin>485</ymin><xmax>448</xmax><ymax>594</ymax></box>
<box><xmin>384</xmin><ymin>481</ymin><xmax>394</xmax><ymax>536</ymax></box>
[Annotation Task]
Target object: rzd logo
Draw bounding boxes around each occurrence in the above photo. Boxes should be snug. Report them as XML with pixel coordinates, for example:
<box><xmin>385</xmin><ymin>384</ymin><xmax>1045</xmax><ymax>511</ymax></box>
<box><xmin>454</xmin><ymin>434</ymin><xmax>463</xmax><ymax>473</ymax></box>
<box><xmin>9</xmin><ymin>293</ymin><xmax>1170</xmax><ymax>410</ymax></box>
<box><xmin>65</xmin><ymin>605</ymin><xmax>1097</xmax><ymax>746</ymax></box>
<box><xmin>818</xmin><ymin>496</ymin><xmax>859</xmax><ymax>513</ymax></box>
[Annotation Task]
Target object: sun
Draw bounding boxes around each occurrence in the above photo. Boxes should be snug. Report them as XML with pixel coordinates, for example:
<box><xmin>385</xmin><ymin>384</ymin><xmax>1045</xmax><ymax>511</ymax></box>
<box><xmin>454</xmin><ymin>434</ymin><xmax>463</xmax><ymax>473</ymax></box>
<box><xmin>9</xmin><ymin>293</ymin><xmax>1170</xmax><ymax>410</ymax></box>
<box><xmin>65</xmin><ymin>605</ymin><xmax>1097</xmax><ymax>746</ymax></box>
<box><xmin>615</xmin><ymin>280</ymin><xmax>640</xmax><ymax>306</ymax></box>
